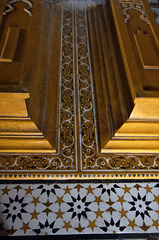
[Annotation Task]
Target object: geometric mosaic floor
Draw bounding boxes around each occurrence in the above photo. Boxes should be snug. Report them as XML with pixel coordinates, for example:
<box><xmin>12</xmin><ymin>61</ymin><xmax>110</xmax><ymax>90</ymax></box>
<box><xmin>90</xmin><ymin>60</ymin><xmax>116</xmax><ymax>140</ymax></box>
<box><xmin>0</xmin><ymin>182</ymin><xmax>159</xmax><ymax>236</ymax></box>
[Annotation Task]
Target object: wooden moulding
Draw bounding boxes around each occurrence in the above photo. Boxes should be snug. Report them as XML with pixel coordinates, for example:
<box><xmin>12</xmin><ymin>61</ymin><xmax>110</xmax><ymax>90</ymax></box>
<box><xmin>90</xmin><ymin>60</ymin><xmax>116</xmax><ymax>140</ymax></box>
<box><xmin>88</xmin><ymin>0</ymin><xmax>159</xmax><ymax>153</ymax></box>
<box><xmin>88</xmin><ymin>5</ymin><xmax>112</xmax><ymax>150</ymax></box>
<box><xmin>0</xmin><ymin>1</ymin><xmax>61</xmax><ymax>153</ymax></box>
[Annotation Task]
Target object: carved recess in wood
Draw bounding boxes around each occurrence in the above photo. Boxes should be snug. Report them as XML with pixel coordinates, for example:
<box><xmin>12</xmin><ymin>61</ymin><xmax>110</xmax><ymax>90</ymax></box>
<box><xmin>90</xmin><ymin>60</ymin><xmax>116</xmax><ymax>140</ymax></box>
<box><xmin>120</xmin><ymin>0</ymin><xmax>150</xmax><ymax>24</ymax></box>
<box><xmin>0</xmin><ymin>27</ymin><xmax>20</xmax><ymax>63</ymax></box>
<box><xmin>0</xmin><ymin>0</ymin><xmax>33</xmax><ymax>85</ymax></box>
<box><xmin>134</xmin><ymin>30</ymin><xmax>159</xmax><ymax>69</ymax></box>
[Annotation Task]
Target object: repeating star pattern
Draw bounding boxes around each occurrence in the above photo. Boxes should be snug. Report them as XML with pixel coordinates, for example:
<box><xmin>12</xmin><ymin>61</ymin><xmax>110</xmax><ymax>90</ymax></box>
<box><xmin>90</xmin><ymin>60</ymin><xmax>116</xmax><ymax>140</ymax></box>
<box><xmin>0</xmin><ymin>182</ymin><xmax>158</xmax><ymax>236</ymax></box>
<box><xmin>2</xmin><ymin>195</ymin><xmax>28</xmax><ymax>223</ymax></box>
<box><xmin>67</xmin><ymin>194</ymin><xmax>92</xmax><ymax>220</ymax></box>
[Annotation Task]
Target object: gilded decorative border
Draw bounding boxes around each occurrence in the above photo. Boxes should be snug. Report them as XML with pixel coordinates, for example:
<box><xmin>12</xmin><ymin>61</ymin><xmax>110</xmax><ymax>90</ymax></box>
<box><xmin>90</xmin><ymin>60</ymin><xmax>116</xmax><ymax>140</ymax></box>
<box><xmin>0</xmin><ymin>172</ymin><xmax>158</xmax><ymax>179</ymax></box>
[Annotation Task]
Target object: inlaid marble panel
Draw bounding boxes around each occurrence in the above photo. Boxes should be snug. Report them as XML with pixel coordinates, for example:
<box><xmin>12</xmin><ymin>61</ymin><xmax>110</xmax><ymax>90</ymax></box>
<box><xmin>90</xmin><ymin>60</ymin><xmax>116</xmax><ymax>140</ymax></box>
<box><xmin>0</xmin><ymin>182</ymin><xmax>158</xmax><ymax>236</ymax></box>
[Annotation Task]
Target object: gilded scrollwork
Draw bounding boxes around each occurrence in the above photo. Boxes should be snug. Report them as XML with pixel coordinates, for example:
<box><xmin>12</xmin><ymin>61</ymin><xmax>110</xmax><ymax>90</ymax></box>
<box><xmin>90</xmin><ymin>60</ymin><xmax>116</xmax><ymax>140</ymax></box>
<box><xmin>120</xmin><ymin>1</ymin><xmax>150</xmax><ymax>24</ymax></box>
<box><xmin>59</xmin><ymin>3</ymin><xmax>76</xmax><ymax>170</ymax></box>
<box><xmin>3</xmin><ymin>0</ymin><xmax>33</xmax><ymax>16</ymax></box>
